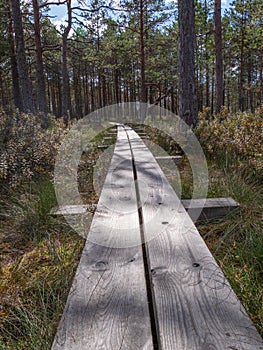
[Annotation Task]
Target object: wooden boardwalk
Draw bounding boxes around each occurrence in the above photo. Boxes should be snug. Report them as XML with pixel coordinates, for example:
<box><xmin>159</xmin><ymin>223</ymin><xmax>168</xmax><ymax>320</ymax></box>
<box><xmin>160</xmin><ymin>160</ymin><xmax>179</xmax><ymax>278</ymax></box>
<box><xmin>52</xmin><ymin>126</ymin><xmax>263</xmax><ymax>350</ymax></box>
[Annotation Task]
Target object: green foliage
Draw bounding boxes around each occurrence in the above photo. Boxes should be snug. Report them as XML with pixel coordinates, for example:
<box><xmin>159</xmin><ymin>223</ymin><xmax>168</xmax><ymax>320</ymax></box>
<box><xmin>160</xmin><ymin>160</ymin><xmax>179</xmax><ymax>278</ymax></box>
<box><xmin>197</xmin><ymin>167</ymin><xmax>263</xmax><ymax>336</ymax></box>
<box><xmin>196</xmin><ymin>107</ymin><xmax>263</xmax><ymax>176</ymax></box>
<box><xmin>194</xmin><ymin>106</ymin><xmax>262</xmax><ymax>333</ymax></box>
<box><xmin>0</xmin><ymin>112</ymin><xmax>67</xmax><ymax>188</ymax></box>
<box><xmin>0</xmin><ymin>176</ymin><xmax>85</xmax><ymax>349</ymax></box>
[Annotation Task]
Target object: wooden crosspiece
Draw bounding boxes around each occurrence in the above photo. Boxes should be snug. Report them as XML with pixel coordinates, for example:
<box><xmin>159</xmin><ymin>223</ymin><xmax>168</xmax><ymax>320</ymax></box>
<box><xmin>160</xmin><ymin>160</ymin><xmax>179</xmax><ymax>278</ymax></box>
<box><xmin>182</xmin><ymin>197</ymin><xmax>240</xmax><ymax>221</ymax></box>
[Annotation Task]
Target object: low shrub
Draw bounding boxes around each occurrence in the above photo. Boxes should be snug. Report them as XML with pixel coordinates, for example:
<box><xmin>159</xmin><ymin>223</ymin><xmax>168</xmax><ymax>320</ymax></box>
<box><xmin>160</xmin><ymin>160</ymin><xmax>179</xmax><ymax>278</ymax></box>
<box><xmin>196</xmin><ymin>107</ymin><xmax>263</xmax><ymax>177</ymax></box>
<box><xmin>0</xmin><ymin>111</ymin><xmax>67</xmax><ymax>188</ymax></box>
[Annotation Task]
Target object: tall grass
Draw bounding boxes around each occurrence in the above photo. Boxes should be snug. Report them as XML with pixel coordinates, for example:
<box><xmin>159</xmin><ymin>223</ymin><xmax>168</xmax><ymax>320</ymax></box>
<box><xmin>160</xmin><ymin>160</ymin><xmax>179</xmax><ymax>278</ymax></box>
<box><xmin>195</xmin><ymin>155</ymin><xmax>263</xmax><ymax>336</ymax></box>
<box><xmin>0</xmin><ymin>178</ymin><xmax>85</xmax><ymax>349</ymax></box>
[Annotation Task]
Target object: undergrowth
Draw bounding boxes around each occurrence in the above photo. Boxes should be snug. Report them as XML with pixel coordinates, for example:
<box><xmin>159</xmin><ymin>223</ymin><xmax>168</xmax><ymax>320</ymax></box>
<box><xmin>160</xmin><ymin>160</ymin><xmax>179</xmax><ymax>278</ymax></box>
<box><xmin>196</xmin><ymin>158</ymin><xmax>263</xmax><ymax>336</ymax></box>
<box><xmin>0</xmin><ymin>178</ymin><xmax>85</xmax><ymax>349</ymax></box>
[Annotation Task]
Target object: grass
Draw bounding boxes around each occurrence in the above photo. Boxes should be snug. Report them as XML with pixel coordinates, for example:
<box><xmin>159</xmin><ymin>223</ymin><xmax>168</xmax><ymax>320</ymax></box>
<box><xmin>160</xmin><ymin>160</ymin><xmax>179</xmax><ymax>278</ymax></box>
<box><xmin>196</xmin><ymin>160</ymin><xmax>263</xmax><ymax>336</ymax></box>
<box><xmin>0</xmin><ymin>178</ymin><xmax>85</xmax><ymax>349</ymax></box>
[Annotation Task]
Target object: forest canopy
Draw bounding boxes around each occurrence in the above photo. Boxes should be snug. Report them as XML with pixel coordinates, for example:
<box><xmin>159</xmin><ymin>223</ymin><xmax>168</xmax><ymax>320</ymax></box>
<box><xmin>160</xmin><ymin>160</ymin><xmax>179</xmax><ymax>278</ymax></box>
<box><xmin>0</xmin><ymin>0</ymin><xmax>262</xmax><ymax>121</ymax></box>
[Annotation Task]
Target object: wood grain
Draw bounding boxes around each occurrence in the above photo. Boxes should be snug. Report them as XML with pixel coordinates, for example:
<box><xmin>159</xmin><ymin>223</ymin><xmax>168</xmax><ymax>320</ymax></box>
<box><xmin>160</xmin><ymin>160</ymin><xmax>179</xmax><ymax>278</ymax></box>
<box><xmin>126</xmin><ymin>127</ymin><xmax>263</xmax><ymax>350</ymax></box>
<box><xmin>52</xmin><ymin>126</ymin><xmax>153</xmax><ymax>350</ymax></box>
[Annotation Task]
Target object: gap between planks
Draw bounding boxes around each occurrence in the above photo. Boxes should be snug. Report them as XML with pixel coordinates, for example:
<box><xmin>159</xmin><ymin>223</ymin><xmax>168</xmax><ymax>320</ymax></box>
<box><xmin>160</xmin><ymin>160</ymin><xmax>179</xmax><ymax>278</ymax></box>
<box><xmin>52</xmin><ymin>125</ymin><xmax>154</xmax><ymax>350</ymax></box>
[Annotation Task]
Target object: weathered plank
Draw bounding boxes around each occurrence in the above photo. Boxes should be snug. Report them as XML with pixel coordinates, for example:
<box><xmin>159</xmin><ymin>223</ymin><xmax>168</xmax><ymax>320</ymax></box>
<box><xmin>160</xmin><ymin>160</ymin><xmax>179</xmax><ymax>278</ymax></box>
<box><xmin>103</xmin><ymin>136</ymin><xmax>113</xmax><ymax>141</ymax></box>
<box><xmin>126</xmin><ymin>127</ymin><xmax>263</xmax><ymax>350</ymax></box>
<box><xmin>182</xmin><ymin>197</ymin><xmax>239</xmax><ymax>221</ymax></box>
<box><xmin>97</xmin><ymin>144</ymin><xmax>109</xmax><ymax>149</ymax></box>
<box><xmin>50</xmin><ymin>204</ymin><xmax>94</xmax><ymax>215</ymax></box>
<box><xmin>155</xmin><ymin>155</ymin><xmax>182</xmax><ymax>165</ymax></box>
<box><xmin>52</xmin><ymin>126</ymin><xmax>153</xmax><ymax>350</ymax></box>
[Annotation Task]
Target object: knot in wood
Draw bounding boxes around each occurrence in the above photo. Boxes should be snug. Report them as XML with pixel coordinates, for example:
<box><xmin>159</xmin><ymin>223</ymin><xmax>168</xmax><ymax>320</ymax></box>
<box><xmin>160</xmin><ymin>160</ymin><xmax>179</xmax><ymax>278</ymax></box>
<box><xmin>192</xmin><ymin>262</ymin><xmax>200</xmax><ymax>268</ymax></box>
<box><xmin>94</xmin><ymin>260</ymin><xmax>108</xmax><ymax>270</ymax></box>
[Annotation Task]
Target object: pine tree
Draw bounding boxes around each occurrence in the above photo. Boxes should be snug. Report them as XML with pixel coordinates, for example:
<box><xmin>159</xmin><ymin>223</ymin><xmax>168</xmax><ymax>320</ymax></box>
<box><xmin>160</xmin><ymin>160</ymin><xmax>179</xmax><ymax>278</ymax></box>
<box><xmin>11</xmin><ymin>0</ymin><xmax>35</xmax><ymax>113</ymax></box>
<box><xmin>178</xmin><ymin>0</ymin><xmax>198</xmax><ymax>126</ymax></box>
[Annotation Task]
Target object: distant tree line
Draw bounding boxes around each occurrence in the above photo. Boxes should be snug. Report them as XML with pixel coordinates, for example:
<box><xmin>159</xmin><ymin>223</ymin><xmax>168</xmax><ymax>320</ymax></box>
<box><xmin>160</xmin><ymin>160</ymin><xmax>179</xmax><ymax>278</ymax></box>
<box><xmin>0</xmin><ymin>0</ymin><xmax>262</xmax><ymax>125</ymax></box>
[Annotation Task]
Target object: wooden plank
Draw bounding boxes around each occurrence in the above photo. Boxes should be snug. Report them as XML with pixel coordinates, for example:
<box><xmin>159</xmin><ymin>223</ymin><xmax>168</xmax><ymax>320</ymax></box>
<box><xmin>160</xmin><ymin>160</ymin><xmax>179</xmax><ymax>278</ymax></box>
<box><xmin>52</xmin><ymin>126</ymin><xmax>153</xmax><ymax>350</ymax></box>
<box><xmin>126</xmin><ymin>127</ymin><xmax>263</xmax><ymax>350</ymax></box>
<box><xmin>103</xmin><ymin>136</ymin><xmax>113</xmax><ymax>140</ymax></box>
<box><xmin>97</xmin><ymin>144</ymin><xmax>109</xmax><ymax>149</ymax></box>
<box><xmin>155</xmin><ymin>155</ymin><xmax>182</xmax><ymax>165</ymax></box>
<box><xmin>50</xmin><ymin>204</ymin><xmax>93</xmax><ymax>215</ymax></box>
<box><xmin>182</xmin><ymin>197</ymin><xmax>239</xmax><ymax>221</ymax></box>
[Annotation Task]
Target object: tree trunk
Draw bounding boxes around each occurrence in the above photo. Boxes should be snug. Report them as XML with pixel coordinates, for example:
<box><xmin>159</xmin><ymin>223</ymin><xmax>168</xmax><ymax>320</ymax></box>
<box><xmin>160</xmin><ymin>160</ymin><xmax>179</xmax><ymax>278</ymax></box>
<box><xmin>214</xmin><ymin>0</ymin><xmax>224</xmax><ymax>114</ymax></box>
<box><xmin>247</xmin><ymin>54</ymin><xmax>254</xmax><ymax>113</ymax></box>
<box><xmin>32</xmin><ymin>0</ymin><xmax>47</xmax><ymax>117</ymax></box>
<box><xmin>73</xmin><ymin>64</ymin><xmax>82</xmax><ymax>118</ymax></box>
<box><xmin>178</xmin><ymin>0</ymin><xmax>198</xmax><ymax>126</ymax></box>
<box><xmin>239</xmin><ymin>10</ymin><xmax>245</xmax><ymax>112</ymax></box>
<box><xmin>11</xmin><ymin>0</ymin><xmax>35</xmax><ymax>113</ymax></box>
<box><xmin>211</xmin><ymin>67</ymin><xmax>215</xmax><ymax>114</ymax></box>
<box><xmin>114</xmin><ymin>67</ymin><xmax>120</xmax><ymax>104</ymax></box>
<box><xmin>61</xmin><ymin>0</ymin><xmax>72</xmax><ymax>124</ymax></box>
<box><xmin>259</xmin><ymin>49</ymin><xmax>263</xmax><ymax>106</ymax></box>
<box><xmin>84</xmin><ymin>69</ymin><xmax>90</xmax><ymax>115</ymax></box>
<box><xmin>205</xmin><ymin>32</ymin><xmax>210</xmax><ymax>108</ymax></box>
<box><xmin>7</xmin><ymin>0</ymin><xmax>22</xmax><ymax>111</ymax></box>
<box><xmin>205</xmin><ymin>61</ymin><xmax>210</xmax><ymax>108</ymax></box>
<box><xmin>139</xmin><ymin>0</ymin><xmax>147</xmax><ymax>104</ymax></box>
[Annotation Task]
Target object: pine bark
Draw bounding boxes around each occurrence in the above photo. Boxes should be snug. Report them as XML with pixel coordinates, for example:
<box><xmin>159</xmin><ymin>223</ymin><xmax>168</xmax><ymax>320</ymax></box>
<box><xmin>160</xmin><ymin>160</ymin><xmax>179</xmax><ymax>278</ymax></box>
<box><xmin>61</xmin><ymin>0</ymin><xmax>72</xmax><ymax>124</ymax></box>
<box><xmin>32</xmin><ymin>0</ymin><xmax>47</xmax><ymax>115</ymax></box>
<box><xmin>238</xmin><ymin>9</ymin><xmax>246</xmax><ymax>112</ymax></box>
<box><xmin>7</xmin><ymin>0</ymin><xmax>22</xmax><ymax>110</ymax></box>
<box><xmin>11</xmin><ymin>0</ymin><xmax>35</xmax><ymax>113</ymax></box>
<box><xmin>140</xmin><ymin>0</ymin><xmax>147</xmax><ymax>103</ymax></box>
<box><xmin>178</xmin><ymin>0</ymin><xmax>198</xmax><ymax>126</ymax></box>
<box><xmin>214</xmin><ymin>0</ymin><xmax>224</xmax><ymax>114</ymax></box>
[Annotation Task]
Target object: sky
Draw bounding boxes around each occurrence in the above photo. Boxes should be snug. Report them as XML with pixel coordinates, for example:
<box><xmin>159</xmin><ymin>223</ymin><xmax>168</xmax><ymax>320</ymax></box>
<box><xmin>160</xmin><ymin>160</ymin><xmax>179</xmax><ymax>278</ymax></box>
<box><xmin>222</xmin><ymin>0</ymin><xmax>231</xmax><ymax>11</ymax></box>
<box><xmin>48</xmin><ymin>0</ymin><xmax>232</xmax><ymax>31</ymax></box>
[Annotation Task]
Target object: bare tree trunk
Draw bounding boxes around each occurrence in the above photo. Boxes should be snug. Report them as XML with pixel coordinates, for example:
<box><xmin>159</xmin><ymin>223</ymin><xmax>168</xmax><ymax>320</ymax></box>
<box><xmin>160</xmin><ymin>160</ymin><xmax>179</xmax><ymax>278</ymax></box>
<box><xmin>7</xmin><ymin>0</ymin><xmax>22</xmax><ymax>111</ymax></box>
<box><xmin>61</xmin><ymin>0</ymin><xmax>72</xmax><ymax>124</ymax></box>
<box><xmin>73</xmin><ymin>64</ymin><xmax>82</xmax><ymax>118</ymax></box>
<box><xmin>140</xmin><ymin>0</ymin><xmax>147</xmax><ymax>104</ymax></box>
<box><xmin>205</xmin><ymin>61</ymin><xmax>210</xmax><ymax>108</ymax></box>
<box><xmin>114</xmin><ymin>67</ymin><xmax>120</xmax><ymax>104</ymax></box>
<box><xmin>239</xmin><ymin>10</ymin><xmax>246</xmax><ymax>112</ymax></box>
<box><xmin>32</xmin><ymin>0</ymin><xmax>47</xmax><ymax>117</ymax></box>
<box><xmin>259</xmin><ymin>49</ymin><xmax>263</xmax><ymax>106</ymax></box>
<box><xmin>211</xmin><ymin>67</ymin><xmax>215</xmax><ymax>114</ymax></box>
<box><xmin>178</xmin><ymin>0</ymin><xmax>198</xmax><ymax>126</ymax></box>
<box><xmin>247</xmin><ymin>54</ymin><xmax>254</xmax><ymax>113</ymax></box>
<box><xmin>214</xmin><ymin>0</ymin><xmax>224</xmax><ymax>114</ymax></box>
<box><xmin>205</xmin><ymin>33</ymin><xmax>210</xmax><ymax>108</ymax></box>
<box><xmin>11</xmin><ymin>0</ymin><xmax>35</xmax><ymax>113</ymax></box>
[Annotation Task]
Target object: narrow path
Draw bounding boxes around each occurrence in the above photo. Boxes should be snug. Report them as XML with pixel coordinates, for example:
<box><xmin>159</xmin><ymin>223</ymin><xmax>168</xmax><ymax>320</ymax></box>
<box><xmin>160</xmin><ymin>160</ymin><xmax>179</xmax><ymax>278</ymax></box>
<box><xmin>52</xmin><ymin>125</ymin><xmax>263</xmax><ymax>350</ymax></box>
